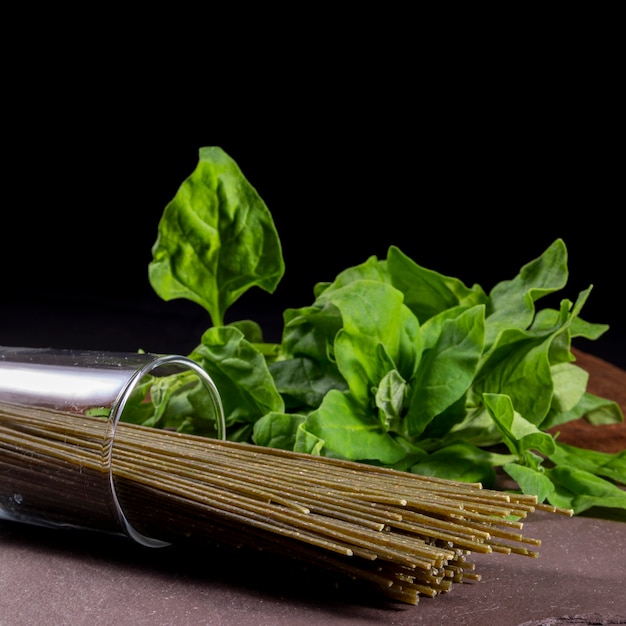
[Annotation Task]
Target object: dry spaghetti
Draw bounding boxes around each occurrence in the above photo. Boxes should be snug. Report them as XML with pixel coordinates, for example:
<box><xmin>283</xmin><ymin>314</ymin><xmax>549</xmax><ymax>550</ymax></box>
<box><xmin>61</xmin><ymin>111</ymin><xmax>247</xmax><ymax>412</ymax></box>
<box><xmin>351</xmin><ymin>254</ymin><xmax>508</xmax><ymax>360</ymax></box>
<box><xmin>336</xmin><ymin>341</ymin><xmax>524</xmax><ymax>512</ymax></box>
<box><xmin>0</xmin><ymin>403</ymin><xmax>572</xmax><ymax>605</ymax></box>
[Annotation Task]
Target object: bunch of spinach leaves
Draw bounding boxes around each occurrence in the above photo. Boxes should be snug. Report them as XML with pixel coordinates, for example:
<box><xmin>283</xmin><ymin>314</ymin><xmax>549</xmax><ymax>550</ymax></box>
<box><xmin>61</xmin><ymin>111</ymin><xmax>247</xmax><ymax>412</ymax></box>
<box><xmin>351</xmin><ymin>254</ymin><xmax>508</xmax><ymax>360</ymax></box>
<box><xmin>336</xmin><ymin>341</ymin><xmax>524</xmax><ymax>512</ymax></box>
<box><xmin>142</xmin><ymin>146</ymin><xmax>626</xmax><ymax>515</ymax></box>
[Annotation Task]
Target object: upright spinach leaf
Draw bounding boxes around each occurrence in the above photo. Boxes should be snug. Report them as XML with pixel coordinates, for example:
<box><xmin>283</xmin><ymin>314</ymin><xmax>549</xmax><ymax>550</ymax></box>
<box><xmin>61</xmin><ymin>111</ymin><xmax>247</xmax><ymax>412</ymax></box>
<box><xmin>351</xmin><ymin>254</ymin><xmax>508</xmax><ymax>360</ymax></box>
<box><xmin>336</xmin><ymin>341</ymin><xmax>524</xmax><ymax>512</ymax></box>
<box><xmin>324</xmin><ymin>280</ymin><xmax>422</xmax><ymax>407</ymax></box>
<box><xmin>386</xmin><ymin>245</ymin><xmax>487</xmax><ymax>323</ymax></box>
<box><xmin>405</xmin><ymin>305</ymin><xmax>485</xmax><ymax>438</ymax></box>
<box><xmin>149</xmin><ymin>146</ymin><xmax>284</xmax><ymax>327</ymax></box>
<box><xmin>485</xmin><ymin>238</ymin><xmax>568</xmax><ymax>348</ymax></box>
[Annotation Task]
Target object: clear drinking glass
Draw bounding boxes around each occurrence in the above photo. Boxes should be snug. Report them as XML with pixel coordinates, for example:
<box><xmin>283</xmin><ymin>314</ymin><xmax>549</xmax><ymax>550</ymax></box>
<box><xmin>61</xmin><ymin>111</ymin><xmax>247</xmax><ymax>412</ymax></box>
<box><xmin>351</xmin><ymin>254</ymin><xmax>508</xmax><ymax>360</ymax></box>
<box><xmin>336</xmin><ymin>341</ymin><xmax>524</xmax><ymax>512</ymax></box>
<box><xmin>0</xmin><ymin>346</ymin><xmax>225</xmax><ymax>546</ymax></box>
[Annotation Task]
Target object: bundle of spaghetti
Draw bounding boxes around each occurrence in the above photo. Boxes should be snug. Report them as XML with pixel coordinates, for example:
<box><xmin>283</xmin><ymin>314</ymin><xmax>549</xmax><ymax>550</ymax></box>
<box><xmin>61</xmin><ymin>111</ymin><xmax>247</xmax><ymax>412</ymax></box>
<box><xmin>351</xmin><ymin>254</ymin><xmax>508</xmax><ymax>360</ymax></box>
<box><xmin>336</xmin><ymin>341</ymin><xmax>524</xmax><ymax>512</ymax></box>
<box><xmin>0</xmin><ymin>403</ymin><xmax>573</xmax><ymax>605</ymax></box>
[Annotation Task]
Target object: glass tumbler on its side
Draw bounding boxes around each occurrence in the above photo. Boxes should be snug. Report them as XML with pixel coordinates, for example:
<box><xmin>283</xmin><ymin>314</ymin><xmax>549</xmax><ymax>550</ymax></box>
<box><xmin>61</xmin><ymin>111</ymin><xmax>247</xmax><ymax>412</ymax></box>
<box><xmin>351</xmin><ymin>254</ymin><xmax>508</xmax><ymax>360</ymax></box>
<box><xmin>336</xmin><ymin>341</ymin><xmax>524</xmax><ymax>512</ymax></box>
<box><xmin>0</xmin><ymin>346</ymin><xmax>225</xmax><ymax>547</ymax></box>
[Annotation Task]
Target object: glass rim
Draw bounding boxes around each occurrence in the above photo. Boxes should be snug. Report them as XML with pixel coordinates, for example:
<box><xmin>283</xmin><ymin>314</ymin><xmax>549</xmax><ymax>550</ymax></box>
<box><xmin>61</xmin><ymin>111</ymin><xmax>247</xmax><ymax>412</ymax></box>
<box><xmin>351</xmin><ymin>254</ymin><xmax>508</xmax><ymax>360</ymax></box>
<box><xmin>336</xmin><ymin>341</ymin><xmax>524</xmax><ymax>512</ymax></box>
<box><xmin>104</xmin><ymin>353</ymin><xmax>226</xmax><ymax>547</ymax></box>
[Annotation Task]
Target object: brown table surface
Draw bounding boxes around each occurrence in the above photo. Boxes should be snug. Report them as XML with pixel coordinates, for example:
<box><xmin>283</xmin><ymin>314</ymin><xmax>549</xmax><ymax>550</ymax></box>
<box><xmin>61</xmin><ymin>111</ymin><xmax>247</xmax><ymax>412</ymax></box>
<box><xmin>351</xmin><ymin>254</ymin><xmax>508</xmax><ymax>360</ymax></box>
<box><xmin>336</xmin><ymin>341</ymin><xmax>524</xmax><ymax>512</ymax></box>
<box><xmin>1</xmin><ymin>349</ymin><xmax>625</xmax><ymax>626</ymax></box>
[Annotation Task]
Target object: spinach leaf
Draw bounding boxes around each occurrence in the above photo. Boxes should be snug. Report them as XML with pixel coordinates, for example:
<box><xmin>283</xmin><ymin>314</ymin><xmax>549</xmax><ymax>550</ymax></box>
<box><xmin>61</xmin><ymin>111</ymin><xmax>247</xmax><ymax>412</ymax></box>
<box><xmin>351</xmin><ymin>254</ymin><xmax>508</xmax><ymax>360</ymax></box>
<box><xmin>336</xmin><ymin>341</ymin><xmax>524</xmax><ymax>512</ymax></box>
<box><xmin>483</xmin><ymin>393</ymin><xmax>557</xmax><ymax>459</ymax></box>
<box><xmin>484</xmin><ymin>238</ymin><xmax>568</xmax><ymax>348</ymax></box>
<box><xmin>149</xmin><ymin>146</ymin><xmax>284</xmax><ymax>327</ymax></box>
<box><xmin>410</xmin><ymin>442</ymin><xmax>515</xmax><ymax>487</ymax></box>
<box><xmin>321</xmin><ymin>279</ymin><xmax>421</xmax><ymax>408</ymax></box>
<box><xmin>545</xmin><ymin>465</ymin><xmax>626</xmax><ymax>514</ymax></box>
<box><xmin>295</xmin><ymin>389</ymin><xmax>409</xmax><ymax>464</ymax></box>
<box><xmin>502</xmin><ymin>462</ymin><xmax>556</xmax><ymax>505</ymax></box>
<box><xmin>405</xmin><ymin>304</ymin><xmax>484</xmax><ymax>438</ymax></box>
<box><xmin>472</xmin><ymin>290</ymin><xmax>592</xmax><ymax>427</ymax></box>
<box><xmin>189</xmin><ymin>325</ymin><xmax>284</xmax><ymax>433</ymax></box>
<box><xmin>386</xmin><ymin>245</ymin><xmax>487</xmax><ymax>323</ymax></box>
<box><xmin>548</xmin><ymin>442</ymin><xmax>626</xmax><ymax>485</ymax></box>
<box><xmin>252</xmin><ymin>411</ymin><xmax>306</xmax><ymax>450</ymax></box>
<box><xmin>543</xmin><ymin>391</ymin><xmax>623</xmax><ymax>429</ymax></box>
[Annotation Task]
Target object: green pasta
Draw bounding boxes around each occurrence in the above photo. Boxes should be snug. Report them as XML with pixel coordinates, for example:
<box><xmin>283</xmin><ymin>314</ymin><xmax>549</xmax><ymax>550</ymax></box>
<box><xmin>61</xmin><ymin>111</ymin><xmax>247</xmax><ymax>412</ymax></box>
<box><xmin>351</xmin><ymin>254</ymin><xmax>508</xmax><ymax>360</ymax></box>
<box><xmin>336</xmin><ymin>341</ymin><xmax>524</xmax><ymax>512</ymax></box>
<box><xmin>0</xmin><ymin>403</ymin><xmax>572</xmax><ymax>605</ymax></box>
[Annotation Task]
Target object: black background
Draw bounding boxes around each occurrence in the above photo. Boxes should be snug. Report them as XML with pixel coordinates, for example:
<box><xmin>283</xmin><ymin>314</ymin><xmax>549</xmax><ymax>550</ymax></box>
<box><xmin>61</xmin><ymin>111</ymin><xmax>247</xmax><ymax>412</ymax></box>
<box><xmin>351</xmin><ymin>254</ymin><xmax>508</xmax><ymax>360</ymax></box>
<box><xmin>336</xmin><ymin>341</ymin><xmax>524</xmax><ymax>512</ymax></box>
<box><xmin>1</xmin><ymin>26</ymin><xmax>624</xmax><ymax>370</ymax></box>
